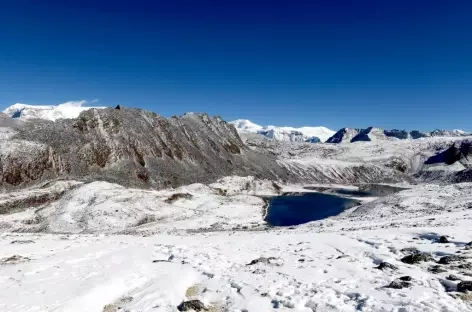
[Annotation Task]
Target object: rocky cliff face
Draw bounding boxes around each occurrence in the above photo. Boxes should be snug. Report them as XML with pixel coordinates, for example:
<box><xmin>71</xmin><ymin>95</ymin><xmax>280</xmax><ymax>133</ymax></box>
<box><xmin>425</xmin><ymin>141</ymin><xmax>472</xmax><ymax>167</ymax></box>
<box><xmin>0</xmin><ymin>108</ymin><xmax>290</xmax><ymax>189</ymax></box>
<box><xmin>350</xmin><ymin>127</ymin><xmax>389</xmax><ymax>142</ymax></box>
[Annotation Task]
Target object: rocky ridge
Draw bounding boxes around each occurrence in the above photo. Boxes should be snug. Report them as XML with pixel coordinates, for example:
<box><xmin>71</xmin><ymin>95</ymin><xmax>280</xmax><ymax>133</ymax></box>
<box><xmin>0</xmin><ymin>108</ymin><xmax>290</xmax><ymax>190</ymax></box>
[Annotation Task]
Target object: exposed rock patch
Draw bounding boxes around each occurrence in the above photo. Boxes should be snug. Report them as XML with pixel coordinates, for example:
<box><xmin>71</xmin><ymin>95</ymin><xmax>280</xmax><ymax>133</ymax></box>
<box><xmin>165</xmin><ymin>193</ymin><xmax>193</xmax><ymax>203</ymax></box>
<box><xmin>10</xmin><ymin>240</ymin><xmax>35</xmax><ymax>244</ymax></box>
<box><xmin>401</xmin><ymin>253</ymin><xmax>434</xmax><ymax>264</ymax></box>
<box><xmin>177</xmin><ymin>300</ymin><xmax>207</xmax><ymax>311</ymax></box>
<box><xmin>377</xmin><ymin>262</ymin><xmax>398</xmax><ymax>271</ymax></box>
<box><xmin>457</xmin><ymin>281</ymin><xmax>472</xmax><ymax>293</ymax></box>
<box><xmin>247</xmin><ymin>257</ymin><xmax>284</xmax><ymax>267</ymax></box>
<box><xmin>439</xmin><ymin>236</ymin><xmax>450</xmax><ymax>243</ymax></box>
<box><xmin>386</xmin><ymin>280</ymin><xmax>411</xmax><ymax>289</ymax></box>
<box><xmin>438</xmin><ymin>255</ymin><xmax>463</xmax><ymax>265</ymax></box>
<box><xmin>1</xmin><ymin>255</ymin><xmax>30</xmax><ymax>265</ymax></box>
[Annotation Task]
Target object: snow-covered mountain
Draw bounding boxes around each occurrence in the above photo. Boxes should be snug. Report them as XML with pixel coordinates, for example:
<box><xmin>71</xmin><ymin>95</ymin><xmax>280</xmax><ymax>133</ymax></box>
<box><xmin>229</xmin><ymin>119</ymin><xmax>263</xmax><ymax>132</ymax></box>
<box><xmin>2</xmin><ymin>101</ymin><xmax>105</xmax><ymax>121</ymax></box>
<box><xmin>326</xmin><ymin>127</ymin><xmax>471</xmax><ymax>143</ymax></box>
<box><xmin>230</xmin><ymin>119</ymin><xmax>335</xmax><ymax>143</ymax></box>
<box><xmin>351</xmin><ymin>127</ymin><xmax>403</xmax><ymax>142</ymax></box>
<box><xmin>430</xmin><ymin>129</ymin><xmax>469</xmax><ymax>137</ymax></box>
<box><xmin>326</xmin><ymin>128</ymin><xmax>361</xmax><ymax>143</ymax></box>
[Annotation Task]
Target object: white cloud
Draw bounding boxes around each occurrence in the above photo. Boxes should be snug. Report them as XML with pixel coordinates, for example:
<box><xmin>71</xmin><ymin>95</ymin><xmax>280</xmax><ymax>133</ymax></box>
<box><xmin>58</xmin><ymin>100</ymin><xmax>88</xmax><ymax>108</ymax></box>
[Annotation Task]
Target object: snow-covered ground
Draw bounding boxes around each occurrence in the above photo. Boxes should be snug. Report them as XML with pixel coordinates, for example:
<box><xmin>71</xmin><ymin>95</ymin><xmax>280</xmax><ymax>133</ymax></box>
<box><xmin>0</xmin><ymin>177</ymin><xmax>284</xmax><ymax>234</ymax></box>
<box><xmin>0</xmin><ymin>176</ymin><xmax>472</xmax><ymax>311</ymax></box>
<box><xmin>1</xmin><ymin>223</ymin><xmax>472</xmax><ymax>311</ymax></box>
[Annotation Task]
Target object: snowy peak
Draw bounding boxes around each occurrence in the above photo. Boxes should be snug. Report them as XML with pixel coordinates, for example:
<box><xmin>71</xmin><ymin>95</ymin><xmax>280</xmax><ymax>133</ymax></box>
<box><xmin>230</xmin><ymin>119</ymin><xmax>263</xmax><ymax>132</ymax></box>
<box><xmin>3</xmin><ymin>101</ymin><xmax>106</xmax><ymax>121</ymax></box>
<box><xmin>230</xmin><ymin>119</ymin><xmax>335</xmax><ymax>143</ymax></box>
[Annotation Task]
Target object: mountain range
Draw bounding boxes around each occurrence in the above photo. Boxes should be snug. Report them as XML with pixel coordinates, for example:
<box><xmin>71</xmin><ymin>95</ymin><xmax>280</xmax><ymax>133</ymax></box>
<box><xmin>231</xmin><ymin>119</ymin><xmax>471</xmax><ymax>143</ymax></box>
<box><xmin>2</xmin><ymin>103</ymin><xmax>470</xmax><ymax>144</ymax></box>
<box><xmin>326</xmin><ymin>127</ymin><xmax>471</xmax><ymax>143</ymax></box>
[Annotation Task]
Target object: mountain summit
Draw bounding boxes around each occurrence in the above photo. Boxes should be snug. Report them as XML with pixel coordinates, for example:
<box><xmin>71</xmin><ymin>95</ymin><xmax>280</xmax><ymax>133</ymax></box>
<box><xmin>230</xmin><ymin>119</ymin><xmax>263</xmax><ymax>133</ymax></box>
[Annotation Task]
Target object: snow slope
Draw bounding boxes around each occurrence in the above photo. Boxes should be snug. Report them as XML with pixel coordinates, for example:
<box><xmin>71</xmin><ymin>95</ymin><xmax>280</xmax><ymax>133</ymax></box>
<box><xmin>245</xmin><ymin>134</ymin><xmax>472</xmax><ymax>184</ymax></box>
<box><xmin>230</xmin><ymin>119</ymin><xmax>335</xmax><ymax>143</ymax></box>
<box><xmin>2</xmin><ymin>101</ymin><xmax>106</xmax><ymax>121</ymax></box>
<box><xmin>0</xmin><ymin>177</ymin><xmax>472</xmax><ymax>310</ymax></box>
<box><xmin>1</xmin><ymin>225</ymin><xmax>471</xmax><ymax>312</ymax></box>
<box><xmin>0</xmin><ymin>177</ymin><xmax>283</xmax><ymax>234</ymax></box>
<box><xmin>1</xmin><ymin>195</ymin><xmax>472</xmax><ymax>311</ymax></box>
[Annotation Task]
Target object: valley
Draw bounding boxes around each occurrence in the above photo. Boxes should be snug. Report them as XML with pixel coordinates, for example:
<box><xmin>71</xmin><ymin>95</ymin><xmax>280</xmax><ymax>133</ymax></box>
<box><xmin>0</xmin><ymin>105</ymin><xmax>471</xmax><ymax>311</ymax></box>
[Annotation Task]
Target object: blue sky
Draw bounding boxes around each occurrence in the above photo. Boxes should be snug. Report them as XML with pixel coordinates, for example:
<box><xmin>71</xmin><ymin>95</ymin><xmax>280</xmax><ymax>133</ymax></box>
<box><xmin>0</xmin><ymin>0</ymin><xmax>471</xmax><ymax>131</ymax></box>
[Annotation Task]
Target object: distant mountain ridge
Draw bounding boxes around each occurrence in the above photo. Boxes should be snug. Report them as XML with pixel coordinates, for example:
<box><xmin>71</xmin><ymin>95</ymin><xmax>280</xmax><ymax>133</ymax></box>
<box><xmin>326</xmin><ymin>127</ymin><xmax>471</xmax><ymax>143</ymax></box>
<box><xmin>3</xmin><ymin>104</ymin><xmax>470</xmax><ymax>144</ymax></box>
<box><xmin>230</xmin><ymin>119</ymin><xmax>335</xmax><ymax>143</ymax></box>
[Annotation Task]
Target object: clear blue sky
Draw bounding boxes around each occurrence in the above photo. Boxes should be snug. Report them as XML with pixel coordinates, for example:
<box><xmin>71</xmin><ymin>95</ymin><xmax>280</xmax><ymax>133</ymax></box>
<box><xmin>1</xmin><ymin>0</ymin><xmax>471</xmax><ymax>131</ymax></box>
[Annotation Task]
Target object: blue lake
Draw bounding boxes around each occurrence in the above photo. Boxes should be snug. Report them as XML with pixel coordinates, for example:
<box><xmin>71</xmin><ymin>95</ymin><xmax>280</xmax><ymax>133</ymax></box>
<box><xmin>265</xmin><ymin>192</ymin><xmax>360</xmax><ymax>226</ymax></box>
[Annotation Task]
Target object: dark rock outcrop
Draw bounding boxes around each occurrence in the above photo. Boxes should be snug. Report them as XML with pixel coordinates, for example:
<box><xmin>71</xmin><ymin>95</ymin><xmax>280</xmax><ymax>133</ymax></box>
<box><xmin>451</xmin><ymin>168</ymin><xmax>472</xmax><ymax>183</ymax></box>
<box><xmin>446</xmin><ymin>274</ymin><xmax>461</xmax><ymax>281</ymax></box>
<box><xmin>401</xmin><ymin>253</ymin><xmax>434</xmax><ymax>264</ymax></box>
<box><xmin>376</xmin><ymin>261</ymin><xmax>398</xmax><ymax>271</ymax></box>
<box><xmin>439</xmin><ymin>236</ymin><xmax>450</xmax><ymax>243</ymax></box>
<box><xmin>177</xmin><ymin>300</ymin><xmax>206</xmax><ymax>311</ymax></box>
<box><xmin>384</xmin><ymin>129</ymin><xmax>409</xmax><ymax>140</ymax></box>
<box><xmin>457</xmin><ymin>281</ymin><xmax>472</xmax><ymax>293</ymax></box>
<box><xmin>351</xmin><ymin>127</ymin><xmax>375</xmax><ymax>142</ymax></box>
<box><xmin>387</xmin><ymin>280</ymin><xmax>411</xmax><ymax>289</ymax></box>
<box><xmin>399</xmin><ymin>276</ymin><xmax>412</xmax><ymax>281</ymax></box>
<box><xmin>247</xmin><ymin>256</ymin><xmax>283</xmax><ymax>266</ymax></box>
<box><xmin>428</xmin><ymin>265</ymin><xmax>447</xmax><ymax>274</ymax></box>
<box><xmin>438</xmin><ymin>255</ymin><xmax>462</xmax><ymax>265</ymax></box>
<box><xmin>165</xmin><ymin>193</ymin><xmax>193</xmax><ymax>203</ymax></box>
